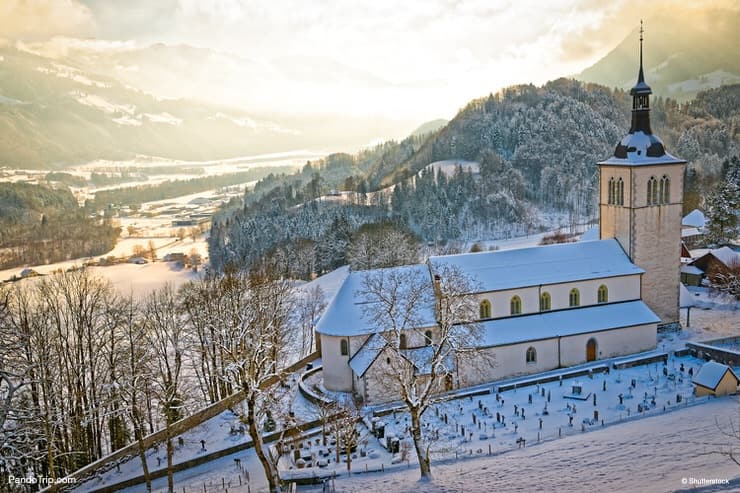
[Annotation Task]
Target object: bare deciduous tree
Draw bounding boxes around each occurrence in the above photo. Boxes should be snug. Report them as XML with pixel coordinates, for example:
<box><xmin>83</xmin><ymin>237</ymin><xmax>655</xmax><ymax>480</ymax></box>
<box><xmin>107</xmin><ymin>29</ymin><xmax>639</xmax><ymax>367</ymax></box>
<box><xmin>360</xmin><ymin>264</ymin><xmax>488</xmax><ymax>480</ymax></box>
<box><xmin>210</xmin><ymin>270</ymin><xmax>294</xmax><ymax>493</ymax></box>
<box><xmin>145</xmin><ymin>284</ymin><xmax>188</xmax><ymax>493</ymax></box>
<box><xmin>296</xmin><ymin>285</ymin><xmax>326</xmax><ymax>357</ymax></box>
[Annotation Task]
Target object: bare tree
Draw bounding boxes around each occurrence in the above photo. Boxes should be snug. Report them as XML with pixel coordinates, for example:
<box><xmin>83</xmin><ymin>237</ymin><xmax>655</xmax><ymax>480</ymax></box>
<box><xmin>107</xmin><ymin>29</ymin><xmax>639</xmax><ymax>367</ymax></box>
<box><xmin>116</xmin><ymin>295</ymin><xmax>154</xmax><ymax>491</ymax></box>
<box><xmin>296</xmin><ymin>285</ymin><xmax>326</xmax><ymax>357</ymax></box>
<box><xmin>147</xmin><ymin>239</ymin><xmax>158</xmax><ymax>262</ymax></box>
<box><xmin>145</xmin><ymin>285</ymin><xmax>188</xmax><ymax>493</ymax></box>
<box><xmin>714</xmin><ymin>397</ymin><xmax>740</xmax><ymax>466</ymax></box>
<box><xmin>360</xmin><ymin>264</ymin><xmax>487</xmax><ymax>480</ymax></box>
<box><xmin>329</xmin><ymin>395</ymin><xmax>362</xmax><ymax>472</ymax></box>
<box><xmin>211</xmin><ymin>269</ymin><xmax>294</xmax><ymax>493</ymax></box>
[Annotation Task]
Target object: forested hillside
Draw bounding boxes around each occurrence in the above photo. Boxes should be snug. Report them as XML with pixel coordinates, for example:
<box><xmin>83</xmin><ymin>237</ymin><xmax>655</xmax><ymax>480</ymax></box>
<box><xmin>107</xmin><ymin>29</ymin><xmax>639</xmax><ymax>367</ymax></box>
<box><xmin>209</xmin><ymin>80</ymin><xmax>739</xmax><ymax>276</ymax></box>
<box><xmin>0</xmin><ymin>182</ymin><xmax>119</xmax><ymax>269</ymax></box>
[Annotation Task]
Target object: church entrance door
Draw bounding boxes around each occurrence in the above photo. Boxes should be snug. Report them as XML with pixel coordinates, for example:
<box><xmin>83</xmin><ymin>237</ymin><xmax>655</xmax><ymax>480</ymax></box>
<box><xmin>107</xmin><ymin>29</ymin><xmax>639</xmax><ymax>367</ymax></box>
<box><xmin>586</xmin><ymin>338</ymin><xmax>597</xmax><ymax>362</ymax></box>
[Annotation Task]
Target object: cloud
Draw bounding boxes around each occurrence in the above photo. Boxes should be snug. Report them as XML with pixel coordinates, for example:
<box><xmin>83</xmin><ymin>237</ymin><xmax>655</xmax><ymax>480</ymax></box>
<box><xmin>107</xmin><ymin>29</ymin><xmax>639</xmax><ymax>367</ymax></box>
<box><xmin>0</xmin><ymin>0</ymin><xmax>95</xmax><ymax>39</ymax></box>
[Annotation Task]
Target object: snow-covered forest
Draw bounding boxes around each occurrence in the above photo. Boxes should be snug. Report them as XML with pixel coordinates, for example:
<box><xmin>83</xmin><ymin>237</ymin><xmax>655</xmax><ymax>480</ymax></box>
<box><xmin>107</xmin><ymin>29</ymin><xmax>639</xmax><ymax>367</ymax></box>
<box><xmin>209</xmin><ymin>81</ymin><xmax>739</xmax><ymax>276</ymax></box>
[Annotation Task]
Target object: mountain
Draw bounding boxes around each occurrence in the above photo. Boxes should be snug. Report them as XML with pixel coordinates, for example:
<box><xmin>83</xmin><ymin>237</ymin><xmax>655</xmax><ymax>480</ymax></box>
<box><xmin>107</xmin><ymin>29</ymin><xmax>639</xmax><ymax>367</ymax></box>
<box><xmin>410</xmin><ymin>119</ymin><xmax>448</xmax><ymax>137</ymax></box>
<box><xmin>0</xmin><ymin>43</ymin><xmax>419</xmax><ymax>169</ymax></box>
<box><xmin>576</xmin><ymin>9</ymin><xmax>740</xmax><ymax>100</ymax></box>
<box><xmin>210</xmin><ymin>80</ymin><xmax>739</xmax><ymax>275</ymax></box>
<box><xmin>0</xmin><ymin>44</ymin><xmax>305</xmax><ymax>168</ymax></box>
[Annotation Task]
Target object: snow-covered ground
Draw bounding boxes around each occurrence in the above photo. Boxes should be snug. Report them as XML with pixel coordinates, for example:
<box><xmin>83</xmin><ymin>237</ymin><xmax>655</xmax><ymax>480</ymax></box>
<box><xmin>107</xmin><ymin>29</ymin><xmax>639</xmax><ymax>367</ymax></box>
<box><xmin>0</xmin><ymin>261</ymin><xmax>201</xmax><ymax>298</ymax></box>
<box><xmin>81</xmin><ymin>353</ymin><xmax>739</xmax><ymax>493</ymax></box>
<box><xmin>659</xmin><ymin>286</ymin><xmax>740</xmax><ymax>353</ymax></box>
<box><xmin>111</xmin><ymin>386</ymin><xmax>740</xmax><ymax>493</ymax></box>
<box><xmin>305</xmin><ymin>396</ymin><xmax>739</xmax><ymax>493</ymax></box>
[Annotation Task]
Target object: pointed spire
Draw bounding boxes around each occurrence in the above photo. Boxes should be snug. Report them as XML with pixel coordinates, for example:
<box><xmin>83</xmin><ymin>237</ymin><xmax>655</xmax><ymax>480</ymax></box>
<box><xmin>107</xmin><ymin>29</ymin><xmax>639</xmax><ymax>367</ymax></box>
<box><xmin>630</xmin><ymin>20</ymin><xmax>651</xmax><ymax>96</ymax></box>
<box><xmin>637</xmin><ymin>20</ymin><xmax>645</xmax><ymax>84</ymax></box>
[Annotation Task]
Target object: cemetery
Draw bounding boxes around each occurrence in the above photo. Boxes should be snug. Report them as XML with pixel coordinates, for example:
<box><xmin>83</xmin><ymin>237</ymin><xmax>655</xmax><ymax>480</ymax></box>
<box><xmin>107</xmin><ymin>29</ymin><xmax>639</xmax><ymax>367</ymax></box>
<box><xmin>277</xmin><ymin>352</ymin><xmax>734</xmax><ymax>483</ymax></box>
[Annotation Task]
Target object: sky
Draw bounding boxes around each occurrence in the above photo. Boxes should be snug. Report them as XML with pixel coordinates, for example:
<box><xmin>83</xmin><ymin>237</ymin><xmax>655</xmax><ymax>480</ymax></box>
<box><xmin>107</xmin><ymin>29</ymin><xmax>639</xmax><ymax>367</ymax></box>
<box><xmin>0</xmin><ymin>0</ymin><xmax>736</xmax><ymax>123</ymax></box>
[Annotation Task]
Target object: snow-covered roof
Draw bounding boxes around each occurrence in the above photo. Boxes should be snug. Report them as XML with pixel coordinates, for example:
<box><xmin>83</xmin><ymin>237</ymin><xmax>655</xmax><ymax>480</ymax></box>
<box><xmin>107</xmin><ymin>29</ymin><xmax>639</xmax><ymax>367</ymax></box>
<box><xmin>680</xmin><ymin>265</ymin><xmax>703</xmax><ymax>275</ymax></box>
<box><xmin>428</xmin><ymin>239</ymin><xmax>643</xmax><ymax>293</ymax></box>
<box><xmin>679</xmin><ymin>283</ymin><xmax>694</xmax><ymax>308</ymax></box>
<box><xmin>401</xmin><ymin>345</ymin><xmax>455</xmax><ymax>375</ymax></box>
<box><xmin>315</xmin><ymin>264</ymin><xmax>437</xmax><ymax>337</ymax></box>
<box><xmin>681</xmin><ymin>227</ymin><xmax>701</xmax><ymax>238</ymax></box>
<box><xmin>580</xmin><ymin>226</ymin><xmax>600</xmax><ymax>242</ymax></box>
<box><xmin>693</xmin><ymin>361</ymin><xmax>739</xmax><ymax>391</ymax></box>
<box><xmin>682</xmin><ymin>209</ymin><xmax>707</xmax><ymax>229</ymax></box>
<box><xmin>706</xmin><ymin>247</ymin><xmax>740</xmax><ymax>268</ymax></box>
<box><xmin>477</xmin><ymin>300</ymin><xmax>659</xmax><ymax>347</ymax></box>
<box><xmin>599</xmin><ymin>132</ymin><xmax>686</xmax><ymax>167</ymax></box>
<box><xmin>349</xmin><ymin>334</ymin><xmax>386</xmax><ymax>376</ymax></box>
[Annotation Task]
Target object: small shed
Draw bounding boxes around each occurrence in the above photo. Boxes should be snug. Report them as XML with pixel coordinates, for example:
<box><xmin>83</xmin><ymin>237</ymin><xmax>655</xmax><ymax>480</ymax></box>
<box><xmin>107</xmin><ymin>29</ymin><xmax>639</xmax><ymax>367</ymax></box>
<box><xmin>692</xmin><ymin>361</ymin><xmax>739</xmax><ymax>397</ymax></box>
<box><xmin>680</xmin><ymin>265</ymin><xmax>704</xmax><ymax>286</ymax></box>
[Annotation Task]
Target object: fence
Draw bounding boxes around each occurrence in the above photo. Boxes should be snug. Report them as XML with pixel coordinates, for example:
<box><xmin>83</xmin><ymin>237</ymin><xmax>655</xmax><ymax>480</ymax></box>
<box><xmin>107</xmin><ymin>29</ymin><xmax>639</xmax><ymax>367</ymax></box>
<box><xmin>687</xmin><ymin>339</ymin><xmax>740</xmax><ymax>367</ymax></box>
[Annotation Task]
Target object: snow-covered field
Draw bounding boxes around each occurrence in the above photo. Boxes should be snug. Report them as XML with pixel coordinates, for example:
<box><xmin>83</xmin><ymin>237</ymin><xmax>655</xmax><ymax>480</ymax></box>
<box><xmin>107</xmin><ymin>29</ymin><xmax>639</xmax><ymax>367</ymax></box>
<box><xmin>2</xmin><ymin>262</ymin><xmax>201</xmax><ymax>299</ymax></box>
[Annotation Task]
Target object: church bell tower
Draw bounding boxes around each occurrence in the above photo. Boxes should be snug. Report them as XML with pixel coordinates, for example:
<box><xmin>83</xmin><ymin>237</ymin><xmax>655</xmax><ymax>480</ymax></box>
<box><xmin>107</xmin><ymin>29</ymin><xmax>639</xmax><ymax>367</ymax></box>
<box><xmin>598</xmin><ymin>23</ymin><xmax>686</xmax><ymax>327</ymax></box>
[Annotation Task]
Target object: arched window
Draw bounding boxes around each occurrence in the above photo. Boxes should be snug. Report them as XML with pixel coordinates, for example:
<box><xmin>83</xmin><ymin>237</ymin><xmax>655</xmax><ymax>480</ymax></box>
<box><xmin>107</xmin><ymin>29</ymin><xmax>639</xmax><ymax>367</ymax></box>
<box><xmin>569</xmin><ymin>288</ymin><xmax>580</xmax><ymax>307</ymax></box>
<box><xmin>340</xmin><ymin>339</ymin><xmax>349</xmax><ymax>356</ymax></box>
<box><xmin>597</xmin><ymin>284</ymin><xmax>608</xmax><ymax>303</ymax></box>
<box><xmin>608</xmin><ymin>177</ymin><xmax>615</xmax><ymax>205</ymax></box>
<box><xmin>660</xmin><ymin>175</ymin><xmax>670</xmax><ymax>204</ymax></box>
<box><xmin>526</xmin><ymin>346</ymin><xmax>537</xmax><ymax>364</ymax></box>
<box><xmin>424</xmin><ymin>330</ymin><xmax>433</xmax><ymax>346</ymax></box>
<box><xmin>647</xmin><ymin>176</ymin><xmax>658</xmax><ymax>205</ymax></box>
<box><xmin>510</xmin><ymin>296</ymin><xmax>522</xmax><ymax>315</ymax></box>
<box><xmin>617</xmin><ymin>178</ymin><xmax>624</xmax><ymax>205</ymax></box>
<box><xmin>479</xmin><ymin>300</ymin><xmax>491</xmax><ymax>319</ymax></box>
<box><xmin>539</xmin><ymin>292</ymin><xmax>551</xmax><ymax>311</ymax></box>
<box><xmin>399</xmin><ymin>333</ymin><xmax>407</xmax><ymax>349</ymax></box>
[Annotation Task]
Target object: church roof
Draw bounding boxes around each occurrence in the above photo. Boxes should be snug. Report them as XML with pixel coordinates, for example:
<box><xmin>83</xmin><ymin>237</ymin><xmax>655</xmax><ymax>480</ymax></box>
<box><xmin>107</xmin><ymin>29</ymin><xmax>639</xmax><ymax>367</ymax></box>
<box><xmin>349</xmin><ymin>333</ymin><xmax>386</xmax><ymax>376</ymax></box>
<box><xmin>315</xmin><ymin>263</ymin><xmax>437</xmax><ymax>337</ymax></box>
<box><xmin>599</xmin><ymin>132</ymin><xmax>686</xmax><ymax>167</ymax></box>
<box><xmin>477</xmin><ymin>300</ymin><xmax>659</xmax><ymax>347</ymax></box>
<box><xmin>428</xmin><ymin>239</ymin><xmax>643</xmax><ymax>293</ymax></box>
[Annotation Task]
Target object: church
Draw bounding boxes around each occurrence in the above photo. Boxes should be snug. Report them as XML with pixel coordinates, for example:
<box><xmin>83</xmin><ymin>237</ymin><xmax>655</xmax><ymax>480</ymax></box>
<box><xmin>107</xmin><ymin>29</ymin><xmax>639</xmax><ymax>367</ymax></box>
<box><xmin>316</xmin><ymin>35</ymin><xmax>686</xmax><ymax>404</ymax></box>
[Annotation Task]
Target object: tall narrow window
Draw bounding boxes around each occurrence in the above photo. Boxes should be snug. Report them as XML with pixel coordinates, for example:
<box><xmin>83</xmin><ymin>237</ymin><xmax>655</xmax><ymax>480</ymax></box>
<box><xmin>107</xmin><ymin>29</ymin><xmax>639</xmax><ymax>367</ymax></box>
<box><xmin>510</xmin><ymin>296</ymin><xmax>522</xmax><ymax>315</ymax></box>
<box><xmin>526</xmin><ymin>346</ymin><xmax>537</xmax><ymax>364</ymax></box>
<box><xmin>647</xmin><ymin>176</ymin><xmax>658</xmax><ymax>205</ymax></box>
<box><xmin>424</xmin><ymin>330</ymin><xmax>433</xmax><ymax>346</ymax></box>
<box><xmin>540</xmin><ymin>292</ymin><xmax>551</xmax><ymax>311</ymax></box>
<box><xmin>479</xmin><ymin>300</ymin><xmax>491</xmax><ymax>319</ymax></box>
<box><xmin>569</xmin><ymin>288</ymin><xmax>580</xmax><ymax>307</ymax></box>
<box><xmin>617</xmin><ymin>178</ymin><xmax>624</xmax><ymax>205</ymax></box>
<box><xmin>608</xmin><ymin>177</ymin><xmax>615</xmax><ymax>205</ymax></box>
<box><xmin>597</xmin><ymin>284</ymin><xmax>608</xmax><ymax>303</ymax></box>
<box><xmin>340</xmin><ymin>339</ymin><xmax>349</xmax><ymax>356</ymax></box>
<box><xmin>399</xmin><ymin>333</ymin><xmax>407</xmax><ymax>349</ymax></box>
<box><xmin>660</xmin><ymin>175</ymin><xmax>670</xmax><ymax>204</ymax></box>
